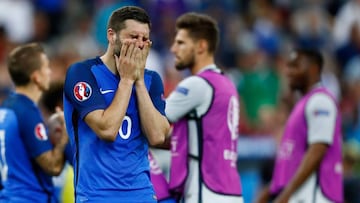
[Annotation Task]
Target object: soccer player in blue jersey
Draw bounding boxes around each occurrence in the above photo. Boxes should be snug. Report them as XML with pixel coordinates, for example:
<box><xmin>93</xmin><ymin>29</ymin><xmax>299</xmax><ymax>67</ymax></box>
<box><xmin>63</xmin><ymin>6</ymin><xmax>170</xmax><ymax>202</ymax></box>
<box><xmin>0</xmin><ymin>43</ymin><xmax>69</xmax><ymax>202</ymax></box>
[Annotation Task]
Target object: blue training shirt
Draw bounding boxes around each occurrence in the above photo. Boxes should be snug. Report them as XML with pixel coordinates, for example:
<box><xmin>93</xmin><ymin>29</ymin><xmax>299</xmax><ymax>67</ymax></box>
<box><xmin>0</xmin><ymin>93</ymin><xmax>56</xmax><ymax>203</ymax></box>
<box><xmin>63</xmin><ymin>57</ymin><xmax>166</xmax><ymax>203</ymax></box>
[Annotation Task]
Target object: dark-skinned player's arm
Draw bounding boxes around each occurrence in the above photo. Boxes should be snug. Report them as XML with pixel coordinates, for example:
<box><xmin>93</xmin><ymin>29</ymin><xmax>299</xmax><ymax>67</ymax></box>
<box><xmin>135</xmin><ymin>40</ymin><xmax>170</xmax><ymax>146</ymax></box>
<box><xmin>273</xmin><ymin>143</ymin><xmax>328</xmax><ymax>203</ymax></box>
<box><xmin>254</xmin><ymin>185</ymin><xmax>270</xmax><ymax>203</ymax></box>
<box><xmin>274</xmin><ymin>93</ymin><xmax>337</xmax><ymax>203</ymax></box>
<box><xmin>85</xmin><ymin>40</ymin><xmax>139</xmax><ymax>142</ymax></box>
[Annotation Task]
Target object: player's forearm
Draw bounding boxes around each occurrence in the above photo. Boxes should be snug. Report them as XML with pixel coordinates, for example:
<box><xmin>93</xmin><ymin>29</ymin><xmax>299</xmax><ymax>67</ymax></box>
<box><xmin>103</xmin><ymin>79</ymin><xmax>134</xmax><ymax>135</ymax></box>
<box><xmin>135</xmin><ymin>82</ymin><xmax>170</xmax><ymax>146</ymax></box>
<box><xmin>278</xmin><ymin>143</ymin><xmax>328</xmax><ymax>200</ymax></box>
<box><xmin>87</xmin><ymin>79</ymin><xmax>134</xmax><ymax>141</ymax></box>
<box><xmin>50</xmin><ymin>142</ymin><xmax>67</xmax><ymax>175</ymax></box>
<box><xmin>254</xmin><ymin>185</ymin><xmax>270</xmax><ymax>203</ymax></box>
<box><xmin>36</xmin><ymin>142</ymin><xmax>67</xmax><ymax>176</ymax></box>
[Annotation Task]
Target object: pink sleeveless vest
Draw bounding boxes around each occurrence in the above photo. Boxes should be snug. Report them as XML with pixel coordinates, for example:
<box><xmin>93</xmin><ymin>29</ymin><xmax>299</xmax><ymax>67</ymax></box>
<box><xmin>270</xmin><ymin>87</ymin><xmax>343</xmax><ymax>202</ymax></box>
<box><xmin>169</xmin><ymin>69</ymin><xmax>242</xmax><ymax>197</ymax></box>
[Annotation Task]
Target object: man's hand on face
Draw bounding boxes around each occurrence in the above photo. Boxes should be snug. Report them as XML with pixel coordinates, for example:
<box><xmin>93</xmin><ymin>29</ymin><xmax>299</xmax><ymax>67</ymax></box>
<box><xmin>114</xmin><ymin>39</ymin><xmax>139</xmax><ymax>83</ymax></box>
<box><xmin>136</xmin><ymin>40</ymin><xmax>152</xmax><ymax>82</ymax></box>
<box><xmin>114</xmin><ymin>39</ymin><xmax>152</xmax><ymax>82</ymax></box>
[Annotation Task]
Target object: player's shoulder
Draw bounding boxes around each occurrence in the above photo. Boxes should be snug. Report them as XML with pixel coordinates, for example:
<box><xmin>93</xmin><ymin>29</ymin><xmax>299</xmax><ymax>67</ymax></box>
<box><xmin>306</xmin><ymin>91</ymin><xmax>337</xmax><ymax>110</ymax></box>
<box><xmin>2</xmin><ymin>93</ymin><xmax>34</xmax><ymax>111</ymax></box>
<box><xmin>179</xmin><ymin>75</ymin><xmax>208</xmax><ymax>87</ymax></box>
<box><xmin>308</xmin><ymin>91</ymin><xmax>336</xmax><ymax>104</ymax></box>
<box><xmin>2</xmin><ymin>94</ymin><xmax>39</xmax><ymax>122</ymax></box>
<box><xmin>66</xmin><ymin>57</ymin><xmax>102</xmax><ymax>74</ymax></box>
<box><xmin>172</xmin><ymin>76</ymin><xmax>211</xmax><ymax>97</ymax></box>
<box><xmin>145</xmin><ymin>68</ymin><xmax>161</xmax><ymax>79</ymax></box>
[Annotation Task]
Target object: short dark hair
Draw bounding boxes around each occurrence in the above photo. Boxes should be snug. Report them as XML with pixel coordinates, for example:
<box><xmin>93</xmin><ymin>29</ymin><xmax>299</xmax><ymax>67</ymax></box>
<box><xmin>107</xmin><ymin>6</ymin><xmax>151</xmax><ymax>33</ymax></box>
<box><xmin>7</xmin><ymin>43</ymin><xmax>45</xmax><ymax>86</ymax></box>
<box><xmin>175</xmin><ymin>12</ymin><xmax>219</xmax><ymax>54</ymax></box>
<box><xmin>295</xmin><ymin>48</ymin><xmax>323</xmax><ymax>71</ymax></box>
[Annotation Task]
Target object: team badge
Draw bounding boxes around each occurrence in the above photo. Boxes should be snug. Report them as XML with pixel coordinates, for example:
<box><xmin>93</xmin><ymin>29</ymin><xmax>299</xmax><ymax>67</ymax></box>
<box><xmin>34</xmin><ymin>123</ymin><xmax>48</xmax><ymax>141</ymax></box>
<box><xmin>74</xmin><ymin>82</ymin><xmax>92</xmax><ymax>102</ymax></box>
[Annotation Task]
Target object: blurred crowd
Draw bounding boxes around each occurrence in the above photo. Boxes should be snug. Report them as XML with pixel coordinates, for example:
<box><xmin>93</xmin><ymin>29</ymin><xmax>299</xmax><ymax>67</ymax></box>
<box><xmin>1</xmin><ymin>0</ymin><xmax>360</xmax><ymax>202</ymax></box>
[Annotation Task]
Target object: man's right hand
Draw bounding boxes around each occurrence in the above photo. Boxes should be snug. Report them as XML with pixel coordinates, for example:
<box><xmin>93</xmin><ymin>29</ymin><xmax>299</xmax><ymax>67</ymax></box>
<box><xmin>114</xmin><ymin>39</ymin><xmax>139</xmax><ymax>82</ymax></box>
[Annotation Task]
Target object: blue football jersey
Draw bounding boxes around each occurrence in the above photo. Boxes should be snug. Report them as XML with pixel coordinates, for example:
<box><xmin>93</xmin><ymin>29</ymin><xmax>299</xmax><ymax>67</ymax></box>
<box><xmin>63</xmin><ymin>57</ymin><xmax>165</xmax><ymax>202</ymax></box>
<box><xmin>0</xmin><ymin>93</ymin><xmax>57</xmax><ymax>203</ymax></box>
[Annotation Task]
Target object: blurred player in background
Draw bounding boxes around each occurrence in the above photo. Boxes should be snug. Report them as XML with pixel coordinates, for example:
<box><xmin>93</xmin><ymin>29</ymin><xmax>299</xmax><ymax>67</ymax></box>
<box><xmin>0</xmin><ymin>43</ymin><xmax>69</xmax><ymax>202</ymax></box>
<box><xmin>256</xmin><ymin>48</ymin><xmax>343</xmax><ymax>203</ymax></box>
<box><xmin>165</xmin><ymin>12</ymin><xmax>243</xmax><ymax>203</ymax></box>
<box><xmin>63</xmin><ymin>6</ymin><xmax>169</xmax><ymax>202</ymax></box>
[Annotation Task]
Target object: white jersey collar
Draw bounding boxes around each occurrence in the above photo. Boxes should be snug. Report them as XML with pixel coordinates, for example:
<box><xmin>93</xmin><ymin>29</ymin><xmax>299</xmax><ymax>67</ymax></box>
<box><xmin>198</xmin><ymin>64</ymin><xmax>221</xmax><ymax>74</ymax></box>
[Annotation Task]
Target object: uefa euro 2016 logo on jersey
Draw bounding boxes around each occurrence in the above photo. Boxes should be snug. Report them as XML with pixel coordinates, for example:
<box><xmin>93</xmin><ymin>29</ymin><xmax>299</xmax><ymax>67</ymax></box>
<box><xmin>34</xmin><ymin>123</ymin><xmax>48</xmax><ymax>141</ymax></box>
<box><xmin>74</xmin><ymin>82</ymin><xmax>92</xmax><ymax>102</ymax></box>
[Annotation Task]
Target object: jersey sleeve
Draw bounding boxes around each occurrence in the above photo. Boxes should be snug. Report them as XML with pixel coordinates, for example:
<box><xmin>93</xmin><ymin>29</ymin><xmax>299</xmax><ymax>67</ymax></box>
<box><xmin>165</xmin><ymin>76</ymin><xmax>211</xmax><ymax>123</ymax></box>
<box><xmin>305</xmin><ymin>92</ymin><xmax>337</xmax><ymax>145</ymax></box>
<box><xmin>148</xmin><ymin>71</ymin><xmax>166</xmax><ymax>116</ymax></box>
<box><xmin>64</xmin><ymin>62</ymin><xmax>107</xmax><ymax>119</ymax></box>
<box><xmin>19</xmin><ymin>107</ymin><xmax>53</xmax><ymax>158</ymax></box>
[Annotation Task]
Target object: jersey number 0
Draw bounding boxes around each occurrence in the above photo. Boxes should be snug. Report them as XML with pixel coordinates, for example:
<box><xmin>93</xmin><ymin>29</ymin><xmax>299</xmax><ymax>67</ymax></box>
<box><xmin>119</xmin><ymin>116</ymin><xmax>132</xmax><ymax>139</ymax></box>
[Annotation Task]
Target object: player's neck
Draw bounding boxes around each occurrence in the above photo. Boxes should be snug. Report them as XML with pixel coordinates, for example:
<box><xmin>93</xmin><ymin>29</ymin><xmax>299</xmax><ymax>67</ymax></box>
<box><xmin>191</xmin><ymin>55</ymin><xmax>214</xmax><ymax>75</ymax></box>
<box><xmin>303</xmin><ymin>76</ymin><xmax>321</xmax><ymax>94</ymax></box>
<box><xmin>100</xmin><ymin>51</ymin><xmax>117</xmax><ymax>75</ymax></box>
<box><xmin>15</xmin><ymin>84</ymin><xmax>42</xmax><ymax>104</ymax></box>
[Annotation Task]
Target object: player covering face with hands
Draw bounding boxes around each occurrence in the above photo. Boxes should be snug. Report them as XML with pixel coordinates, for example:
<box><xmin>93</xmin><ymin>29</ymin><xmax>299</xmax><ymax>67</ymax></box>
<box><xmin>113</xmin><ymin>35</ymin><xmax>152</xmax><ymax>81</ymax></box>
<box><xmin>63</xmin><ymin>6</ymin><xmax>169</xmax><ymax>203</ymax></box>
